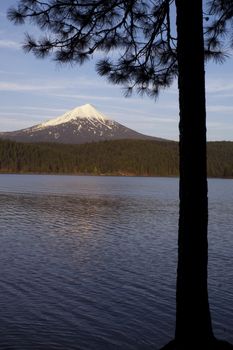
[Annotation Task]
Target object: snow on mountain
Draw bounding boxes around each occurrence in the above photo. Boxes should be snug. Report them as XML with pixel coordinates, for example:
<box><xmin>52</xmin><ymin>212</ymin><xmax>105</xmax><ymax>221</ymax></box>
<box><xmin>0</xmin><ymin>104</ymin><xmax>165</xmax><ymax>144</ymax></box>
<box><xmin>35</xmin><ymin>104</ymin><xmax>111</xmax><ymax>130</ymax></box>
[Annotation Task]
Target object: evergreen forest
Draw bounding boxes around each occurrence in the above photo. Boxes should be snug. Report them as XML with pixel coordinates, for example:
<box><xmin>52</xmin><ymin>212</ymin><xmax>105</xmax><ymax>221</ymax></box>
<box><xmin>0</xmin><ymin>138</ymin><xmax>232</xmax><ymax>178</ymax></box>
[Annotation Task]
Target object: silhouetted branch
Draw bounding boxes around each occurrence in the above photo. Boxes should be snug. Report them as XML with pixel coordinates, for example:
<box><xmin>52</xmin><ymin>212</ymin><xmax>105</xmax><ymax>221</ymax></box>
<box><xmin>7</xmin><ymin>0</ymin><xmax>177</xmax><ymax>97</ymax></box>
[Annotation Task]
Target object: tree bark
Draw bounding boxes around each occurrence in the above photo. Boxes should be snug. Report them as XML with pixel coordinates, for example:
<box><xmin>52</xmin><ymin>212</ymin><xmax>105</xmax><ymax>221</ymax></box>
<box><xmin>175</xmin><ymin>0</ymin><xmax>213</xmax><ymax>345</ymax></box>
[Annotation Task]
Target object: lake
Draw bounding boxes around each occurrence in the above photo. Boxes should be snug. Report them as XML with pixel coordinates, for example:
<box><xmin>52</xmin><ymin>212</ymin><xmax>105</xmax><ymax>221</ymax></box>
<box><xmin>0</xmin><ymin>175</ymin><xmax>232</xmax><ymax>349</ymax></box>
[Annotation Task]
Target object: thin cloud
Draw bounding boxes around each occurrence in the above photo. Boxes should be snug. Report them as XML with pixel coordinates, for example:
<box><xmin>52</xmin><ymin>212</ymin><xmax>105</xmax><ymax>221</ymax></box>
<box><xmin>0</xmin><ymin>111</ymin><xmax>60</xmax><ymax>131</ymax></box>
<box><xmin>0</xmin><ymin>114</ymin><xmax>39</xmax><ymax>132</ymax></box>
<box><xmin>108</xmin><ymin>110</ymin><xmax>177</xmax><ymax>122</ymax></box>
<box><xmin>207</xmin><ymin>105</ymin><xmax>233</xmax><ymax>113</ymax></box>
<box><xmin>46</xmin><ymin>92</ymin><xmax>147</xmax><ymax>106</ymax></box>
<box><xmin>0</xmin><ymin>106</ymin><xmax>67</xmax><ymax>114</ymax></box>
<box><xmin>0</xmin><ymin>82</ymin><xmax>46</xmax><ymax>92</ymax></box>
<box><xmin>0</xmin><ymin>82</ymin><xmax>71</xmax><ymax>92</ymax></box>
<box><xmin>0</xmin><ymin>70</ymin><xmax>24</xmax><ymax>75</ymax></box>
<box><xmin>207</xmin><ymin>122</ymin><xmax>233</xmax><ymax>130</ymax></box>
<box><xmin>47</xmin><ymin>91</ymin><xmax>179</xmax><ymax>110</ymax></box>
<box><xmin>125</xmin><ymin>116</ymin><xmax>177</xmax><ymax>124</ymax></box>
<box><xmin>111</xmin><ymin>103</ymin><xmax>178</xmax><ymax>114</ymax></box>
<box><xmin>0</xmin><ymin>39</ymin><xmax>20</xmax><ymax>49</ymax></box>
<box><xmin>206</xmin><ymin>78</ymin><xmax>233</xmax><ymax>94</ymax></box>
<box><xmin>47</xmin><ymin>93</ymin><xmax>120</xmax><ymax>101</ymax></box>
<box><xmin>45</xmin><ymin>92</ymin><xmax>152</xmax><ymax>107</ymax></box>
<box><xmin>18</xmin><ymin>106</ymin><xmax>67</xmax><ymax>113</ymax></box>
<box><xmin>0</xmin><ymin>75</ymin><xmax>115</xmax><ymax>93</ymax></box>
<box><xmin>0</xmin><ymin>111</ymin><xmax>51</xmax><ymax>120</ymax></box>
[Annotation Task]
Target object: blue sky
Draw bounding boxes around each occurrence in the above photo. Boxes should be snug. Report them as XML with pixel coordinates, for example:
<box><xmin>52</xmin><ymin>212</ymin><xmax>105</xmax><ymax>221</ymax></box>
<box><xmin>0</xmin><ymin>0</ymin><xmax>233</xmax><ymax>141</ymax></box>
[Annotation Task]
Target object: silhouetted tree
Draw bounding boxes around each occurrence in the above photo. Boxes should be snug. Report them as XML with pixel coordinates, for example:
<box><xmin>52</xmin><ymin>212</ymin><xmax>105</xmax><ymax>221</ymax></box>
<box><xmin>205</xmin><ymin>0</ymin><xmax>233</xmax><ymax>61</ymax></box>
<box><xmin>7</xmin><ymin>1</ymin><xmax>233</xmax><ymax>348</ymax></box>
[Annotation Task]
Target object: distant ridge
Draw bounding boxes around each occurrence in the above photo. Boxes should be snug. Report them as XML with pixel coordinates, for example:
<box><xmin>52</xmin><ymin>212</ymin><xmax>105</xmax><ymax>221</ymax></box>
<box><xmin>0</xmin><ymin>104</ymin><xmax>166</xmax><ymax>144</ymax></box>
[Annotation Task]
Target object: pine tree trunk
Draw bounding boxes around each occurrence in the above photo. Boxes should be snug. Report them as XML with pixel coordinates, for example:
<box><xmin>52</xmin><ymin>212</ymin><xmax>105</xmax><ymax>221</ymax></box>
<box><xmin>175</xmin><ymin>0</ymin><xmax>214</xmax><ymax>345</ymax></box>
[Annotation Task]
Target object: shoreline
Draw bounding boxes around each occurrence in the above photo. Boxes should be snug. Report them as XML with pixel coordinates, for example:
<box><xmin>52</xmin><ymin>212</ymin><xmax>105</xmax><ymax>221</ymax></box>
<box><xmin>0</xmin><ymin>172</ymin><xmax>232</xmax><ymax>180</ymax></box>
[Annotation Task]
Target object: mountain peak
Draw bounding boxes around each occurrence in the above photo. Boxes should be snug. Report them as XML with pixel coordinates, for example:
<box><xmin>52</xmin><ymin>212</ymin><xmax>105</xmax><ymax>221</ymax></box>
<box><xmin>37</xmin><ymin>103</ymin><xmax>111</xmax><ymax>129</ymax></box>
<box><xmin>0</xmin><ymin>104</ymin><xmax>164</xmax><ymax>144</ymax></box>
<box><xmin>70</xmin><ymin>103</ymin><xmax>110</xmax><ymax>120</ymax></box>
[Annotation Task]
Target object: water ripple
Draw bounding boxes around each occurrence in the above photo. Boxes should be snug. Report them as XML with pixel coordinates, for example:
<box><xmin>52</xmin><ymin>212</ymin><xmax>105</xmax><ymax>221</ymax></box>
<box><xmin>0</xmin><ymin>175</ymin><xmax>232</xmax><ymax>349</ymax></box>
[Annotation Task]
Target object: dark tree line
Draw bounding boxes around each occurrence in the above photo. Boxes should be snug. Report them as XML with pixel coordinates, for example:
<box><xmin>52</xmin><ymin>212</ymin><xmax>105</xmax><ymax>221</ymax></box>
<box><xmin>0</xmin><ymin>139</ymin><xmax>179</xmax><ymax>175</ymax></box>
<box><xmin>7</xmin><ymin>0</ymin><xmax>233</xmax><ymax>349</ymax></box>
<box><xmin>0</xmin><ymin>138</ymin><xmax>232</xmax><ymax>178</ymax></box>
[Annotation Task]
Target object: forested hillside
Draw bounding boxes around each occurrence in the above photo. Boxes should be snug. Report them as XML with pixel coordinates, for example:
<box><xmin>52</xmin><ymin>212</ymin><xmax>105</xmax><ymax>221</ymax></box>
<box><xmin>0</xmin><ymin>139</ymin><xmax>232</xmax><ymax>178</ymax></box>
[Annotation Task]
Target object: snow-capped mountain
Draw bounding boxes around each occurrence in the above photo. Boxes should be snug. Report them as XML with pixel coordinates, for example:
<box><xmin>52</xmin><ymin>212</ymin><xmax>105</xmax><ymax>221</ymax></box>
<box><xmin>0</xmin><ymin>104</ymin><xmax>164</xmax><ymax>144</ymax></box>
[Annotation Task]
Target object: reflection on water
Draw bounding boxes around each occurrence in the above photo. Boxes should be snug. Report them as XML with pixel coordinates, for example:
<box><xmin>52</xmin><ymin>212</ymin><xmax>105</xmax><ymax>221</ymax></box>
<box><xmin>0</xmin><ymin>175</ymin><xmax>232</xmax><ymax>349</ymax></box>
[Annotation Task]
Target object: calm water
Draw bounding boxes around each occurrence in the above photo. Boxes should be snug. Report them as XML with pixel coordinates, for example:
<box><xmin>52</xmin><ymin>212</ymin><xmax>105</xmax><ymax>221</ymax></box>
<box><xmin>0</xmin><ymin>175</ymin><xmax>232</xmax><ymax>349</ymax></box>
